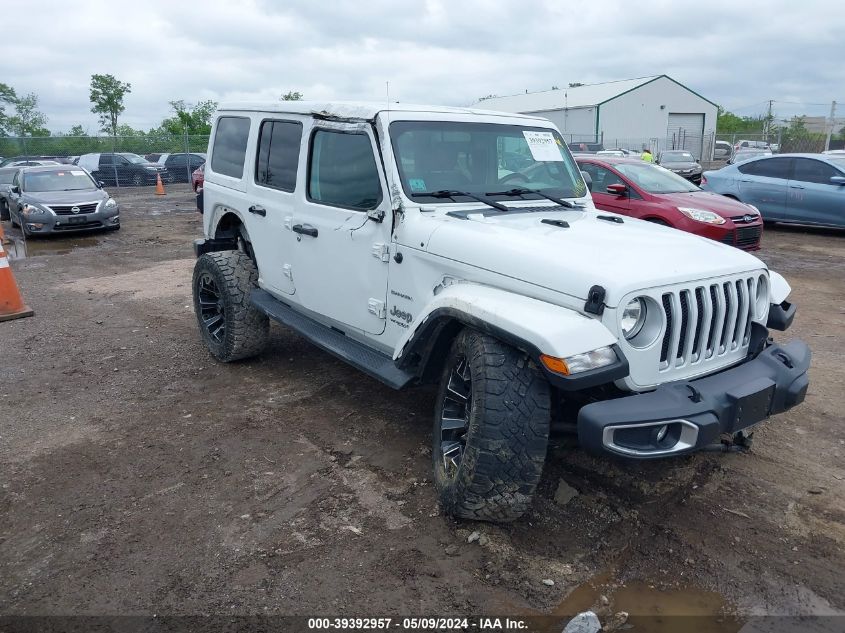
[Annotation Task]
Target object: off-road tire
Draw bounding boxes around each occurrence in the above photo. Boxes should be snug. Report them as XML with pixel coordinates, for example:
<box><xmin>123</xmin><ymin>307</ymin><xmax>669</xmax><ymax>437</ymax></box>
<box><xmin>432</xmin><ymin>328</ymin><xmax>551</xmax><ymax>522</ymax></box>
<box><xmin>192</xmin><ymin>251</ymin><xmax>269</xmax><ymax>362</ymax></box>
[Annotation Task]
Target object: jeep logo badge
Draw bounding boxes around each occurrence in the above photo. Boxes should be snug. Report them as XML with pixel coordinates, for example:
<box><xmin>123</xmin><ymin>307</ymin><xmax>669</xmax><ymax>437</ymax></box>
<box><xmin>71</xmin><ymin>206</ymin><xmax>80</xmax><ymax>214</ymax></box>
<box><xmin>390</xmin><ymin>305</ymin><xmax>413</xmax><ymax>324</ymax></box>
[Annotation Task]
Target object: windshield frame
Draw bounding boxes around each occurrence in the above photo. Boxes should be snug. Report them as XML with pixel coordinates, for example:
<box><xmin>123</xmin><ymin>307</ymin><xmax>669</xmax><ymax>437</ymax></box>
<box><xmin>388</xmin><ymin>120</ymin><xmax>587</xmax><ymax>204</ymax></box>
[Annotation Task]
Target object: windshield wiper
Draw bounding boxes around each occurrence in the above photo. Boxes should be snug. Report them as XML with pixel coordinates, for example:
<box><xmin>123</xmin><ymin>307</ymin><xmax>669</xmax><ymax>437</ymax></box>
<box><xmin>484</xmin><ymin>187</ymin><xmax>584</xmax><ymax>209</ymax></box>
<box><xmin>409</xmin><ymin>190</ymin><xmax>510</xmax><ymax>212</ymax></box>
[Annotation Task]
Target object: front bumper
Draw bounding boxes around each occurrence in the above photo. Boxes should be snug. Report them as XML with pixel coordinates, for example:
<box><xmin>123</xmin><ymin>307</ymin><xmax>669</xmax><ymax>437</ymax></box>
<box><xmin>22</xmin><ymin>207</ymin><xmax>120</xmax><ymax>234</ymax></box>
<box><xmin>578</xmin><ymin>339</ymin><xmax>810</xmax><ymax>458</ymax></box>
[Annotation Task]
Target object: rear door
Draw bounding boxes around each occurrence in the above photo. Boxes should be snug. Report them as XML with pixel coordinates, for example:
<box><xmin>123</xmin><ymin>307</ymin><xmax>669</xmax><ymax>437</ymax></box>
<box><xmin>244</xmin><ymin>118</ymin><xmax>304</xmax><ymax>296</ymax></box>
<box><xmin>737</xmin><ymin>157</ymin><xmax>792</xmax><ymax>220</ymax></box>
<box><xmin>288</xmin><ymin>122</ymin><xmax>391</xmax><ymax>335</ymax></box>
<box><xmin>788</xmin><ymin>158</ymin><xmax>845</xmax><ymax>227</ymax></box>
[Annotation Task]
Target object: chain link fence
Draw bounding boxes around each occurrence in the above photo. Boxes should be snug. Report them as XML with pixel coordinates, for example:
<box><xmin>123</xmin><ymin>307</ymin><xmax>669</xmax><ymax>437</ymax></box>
<box><xmin>0</xmin><ymin>134</ymin><xmax>210</xmax><ymax>187</ymax></box>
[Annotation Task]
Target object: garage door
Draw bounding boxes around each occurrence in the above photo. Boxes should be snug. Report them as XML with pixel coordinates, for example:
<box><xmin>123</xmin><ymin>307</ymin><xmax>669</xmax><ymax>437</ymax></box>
<box><xmin>667</xmin><ymin>113</ymin><xmax>705</xmax><ymax>158</ymax></box>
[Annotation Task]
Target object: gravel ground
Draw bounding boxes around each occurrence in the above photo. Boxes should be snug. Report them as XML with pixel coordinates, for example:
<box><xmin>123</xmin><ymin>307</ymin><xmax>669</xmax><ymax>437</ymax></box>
<box><xmin>1</xmin><ymin>185</ymin><xmax>843</xmax><ymax>625</ymax></box>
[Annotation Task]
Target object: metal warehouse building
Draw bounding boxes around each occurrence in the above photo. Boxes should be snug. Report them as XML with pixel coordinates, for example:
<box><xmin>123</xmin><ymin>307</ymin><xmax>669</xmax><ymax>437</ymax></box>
<box><xmin>477</xmin><ymin>75</ymin><xmax>718</xmax><ymax>159</ymax></box>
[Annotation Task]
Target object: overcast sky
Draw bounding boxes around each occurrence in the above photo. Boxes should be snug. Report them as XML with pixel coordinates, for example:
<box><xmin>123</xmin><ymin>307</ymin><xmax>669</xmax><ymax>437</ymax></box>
<box><xmin>2</xmin><ymin>0</ymin><xmax>843</xmax><ymax>134</ymax></box>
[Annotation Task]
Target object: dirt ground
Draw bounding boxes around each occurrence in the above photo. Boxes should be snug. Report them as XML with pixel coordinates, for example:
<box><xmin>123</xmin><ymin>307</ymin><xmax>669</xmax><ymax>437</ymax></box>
<box><xmin>1</xmin><ymin>186</ymin><xmax>843</xmax><ymax>627</ymax></box>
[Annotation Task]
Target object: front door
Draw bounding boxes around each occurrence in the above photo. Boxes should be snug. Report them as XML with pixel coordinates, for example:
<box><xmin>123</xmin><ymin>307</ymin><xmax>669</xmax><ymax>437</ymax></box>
<box><xmin>289</xmin><ymin>124</ymin><xmax>391</xmax><ymax>335</ymax></box>
<box><xmin>580</xmin><ymin>162</ymin><xmax>631</xmax><ymax>215</ymax></box>
<box><xmin>788</xmin><ymin>158</ymin><xmax>845</xmax><ymax>227</ymax></box>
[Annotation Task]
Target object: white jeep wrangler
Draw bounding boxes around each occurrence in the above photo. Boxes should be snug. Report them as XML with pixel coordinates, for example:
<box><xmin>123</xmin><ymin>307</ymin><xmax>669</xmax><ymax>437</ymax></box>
<box><xmin>192</xmin><ymin>102</ymin><xmax>810</xmax><ymax>522</ymax></box>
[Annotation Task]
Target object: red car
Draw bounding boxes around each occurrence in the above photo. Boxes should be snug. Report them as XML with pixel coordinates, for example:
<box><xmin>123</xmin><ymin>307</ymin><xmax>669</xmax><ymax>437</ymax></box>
<box><xmin>192</xmin><ymin>163</ymin><xmax>205</xmax><ymax>192</ymax></box>
<box><xmin>576</xmin><ymin>157</ymin><xmax>763</xmax><ymax>250</ymax></box>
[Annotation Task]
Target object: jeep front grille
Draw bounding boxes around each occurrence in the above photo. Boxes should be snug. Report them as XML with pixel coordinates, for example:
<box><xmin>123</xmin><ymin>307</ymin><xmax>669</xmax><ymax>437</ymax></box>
<box><xmin>658</xmin><ymin>274</ymin><xmax>761</xmax><ymax>372</ymax></box>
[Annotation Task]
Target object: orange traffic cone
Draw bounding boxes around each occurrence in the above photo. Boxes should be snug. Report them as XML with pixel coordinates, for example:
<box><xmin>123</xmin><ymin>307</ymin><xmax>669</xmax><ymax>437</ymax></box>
<box><xmin>0</xmin><ymin>241</ymin><xmax>34</xmax><ymax>322</ymax></box>
<box><xmin>0</xmin><ymin>220</ymin><xmax>7</xmax><ymax>244</ymax></box>
<box><xmin>155</xmin><ymin>173</ymin><xmax>166</xmax><ymax>196</ymax></box>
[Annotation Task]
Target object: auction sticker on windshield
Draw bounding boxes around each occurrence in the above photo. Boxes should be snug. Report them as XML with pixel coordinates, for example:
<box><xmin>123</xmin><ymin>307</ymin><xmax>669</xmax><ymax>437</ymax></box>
<box><xmin>523</xmin><ymin>131</ymin><xmax>563</xmax><ymax>162</ymax></box>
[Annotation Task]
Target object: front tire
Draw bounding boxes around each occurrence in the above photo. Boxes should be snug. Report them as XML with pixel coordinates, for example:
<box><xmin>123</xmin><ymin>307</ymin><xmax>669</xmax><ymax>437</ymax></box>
<box><xmin>131</xmin><ymin>173</ymin><xmax>143</xmax><ymax>187</ymax></box>
<box><xmin>433</xmin><ymin>329</ymin><xmax>551</xmax><ymax>522</ymax></box>
<box><xmin>192</xmin><ymin>251</ymin><xmax>269</xmax><ymax>362</ymax></box>
<box><xmin>0</xmin><ymin>200</ymin><xmax>9</xmax><ymax>221</ymax></box>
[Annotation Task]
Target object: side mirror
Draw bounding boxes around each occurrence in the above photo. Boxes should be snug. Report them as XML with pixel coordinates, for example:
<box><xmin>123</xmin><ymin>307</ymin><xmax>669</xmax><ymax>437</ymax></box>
<box><xmin>580</xmin><ymin>170</ymin><xmax>593</xmax><ymax>191</ymax></box>
<box><xmin>606</xmin><ymin>183</ymin><xmax>628</xmax><ymax>196</ymax></box>
<box><xmin>97</xmin><ymin>181</ymin><xmax>105</xmax><ymax>188</ymax></box>
<box><xmin>10</xmin><ymin>185</ymin><xmax>20</xmax><ymax>195</ymax></box>
<box><xmin>830</xmin><ymin>176</ymin><xmax>845</xmax><ymax>185</ymax></box>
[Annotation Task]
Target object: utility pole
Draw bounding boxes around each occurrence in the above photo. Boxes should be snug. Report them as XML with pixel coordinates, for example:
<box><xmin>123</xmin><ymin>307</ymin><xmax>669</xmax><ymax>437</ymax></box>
<box><xmin>765</xmin><ymin>99</ymin><xmax>774</xmax><ymax>141</ymax></box>
<box><xmin>824</xmin><ymin>100</ymin><xmax>837</xmax><ymax>152</ymax></box>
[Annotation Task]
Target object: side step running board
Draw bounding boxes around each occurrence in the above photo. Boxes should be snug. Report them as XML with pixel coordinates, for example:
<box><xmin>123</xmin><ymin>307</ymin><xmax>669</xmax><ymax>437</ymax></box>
<box><xmin>251</xmin><ymin>289</ymin><xmax>415</xmax><ymax>390</ymax></box>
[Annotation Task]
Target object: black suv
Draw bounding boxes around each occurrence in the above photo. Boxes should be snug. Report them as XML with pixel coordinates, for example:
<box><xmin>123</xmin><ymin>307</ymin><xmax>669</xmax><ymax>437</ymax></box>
<box><xmin>158</xmin><ymin>153</ymin><xmax>206</xmax><ymax>183</ymax></box>
<box><xmin>79</xmin><ymin>152</ymin><xmax>172</xmax><ymax>187</ymax></box>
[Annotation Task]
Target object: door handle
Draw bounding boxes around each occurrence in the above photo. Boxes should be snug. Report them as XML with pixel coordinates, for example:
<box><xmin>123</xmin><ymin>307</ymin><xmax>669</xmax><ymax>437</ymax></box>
<box><xmin>789</xmin><ymin>184</ymin><xmax>804</xmax><ymax>189</ymax></box>
<box><xmin>292</xmin><ymin>223</ymin><xmax>318</xmax><ymax>238</ymax></box>
<box><xmin>248</xmin><ymin>205</ymin><xmax>266</xmax><ymax>216</ymax></box>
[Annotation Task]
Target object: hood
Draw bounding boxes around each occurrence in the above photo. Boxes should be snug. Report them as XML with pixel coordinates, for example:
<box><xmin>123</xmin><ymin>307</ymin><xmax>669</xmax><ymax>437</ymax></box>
<box><xmin>655</xmin><ymin>191</ymin><xmax>757</xmax><ymax>218</ymax></box>
<box><xmin>421</xmin><ymin>205</ymin><xmax>765</xmax><ymax>307</ymax></box>
<box><xmin>661</xmin><ymin>161</ymin><xmax>701</xmax><ymax>170</ymax></box>
<box><xmin>24</xmin><ymin>189</ymin><xmax>107</xmax><ymax>205</ymax></box>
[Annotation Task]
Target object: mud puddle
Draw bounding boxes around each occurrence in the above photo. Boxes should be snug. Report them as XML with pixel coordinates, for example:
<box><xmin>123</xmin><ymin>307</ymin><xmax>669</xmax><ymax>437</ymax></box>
<box><xmin>553</xmin><ymin>572</ymin><xmax>742</xmax><ymax>633</ymax></box>
<box><xmin>6</xmin><ymin>234</ymin><xmax>101</xmax><ymax>259</ymax></box>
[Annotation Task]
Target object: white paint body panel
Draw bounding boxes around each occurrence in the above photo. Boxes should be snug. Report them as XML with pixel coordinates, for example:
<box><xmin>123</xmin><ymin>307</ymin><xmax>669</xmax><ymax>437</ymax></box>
<box><xmin>201</xmin><ymin>101</ymin><xmax>790</xmax><ymax>393</ymax></box>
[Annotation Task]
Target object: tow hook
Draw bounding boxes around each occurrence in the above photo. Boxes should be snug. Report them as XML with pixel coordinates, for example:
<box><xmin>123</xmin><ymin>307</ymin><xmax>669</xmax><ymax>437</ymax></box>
<box><xmin>702</xmin><ymin>430</ymin><xmax>754</xmax><ymax>453</ymax></box>
<box><xmin>775</xmin><ymin>351</ymin><xmax>794</xmax><ymax>368</ymax></box>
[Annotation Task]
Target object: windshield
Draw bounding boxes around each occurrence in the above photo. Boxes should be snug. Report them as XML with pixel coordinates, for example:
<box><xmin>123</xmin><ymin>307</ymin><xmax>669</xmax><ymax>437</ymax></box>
<box><xmin>389</xmin><ymin>121</ymin><xmax>587</xmax><ymax>202</ymax></box>
<box><xmin>661</xmin><ymin>152</ymin><xmax>694</xmax><ymax>162</ymax></box>
<box><xmin>120</xmin><ymin>153</ymin><xmax>147</xmax><ymax>164</ymax></box>
<box><xmin>23</xmin><ymin>169</ymin><xmax>96</xmax><ymax>192</ymax></box>
<box><xmin>826</xmin><ymin>158</ymin><xmax>845</xmax><ymax>171</ymax></box>
<box><xmin>614</xmin><ymin>163</ymin><xmax>699</xmax><ymax>193</ymax></box>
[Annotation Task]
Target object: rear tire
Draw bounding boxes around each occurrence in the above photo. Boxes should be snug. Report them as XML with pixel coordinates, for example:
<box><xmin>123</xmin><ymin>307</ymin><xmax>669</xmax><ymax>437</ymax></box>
<box><xmin>432</xmin><ymin>328</ymin><xmax>551</xmax><ymax>522</ymax></box>
<box><xmin>192</xmin><ymin>251</ymin><xmax>269</xmax><ymax>362</ymax></box>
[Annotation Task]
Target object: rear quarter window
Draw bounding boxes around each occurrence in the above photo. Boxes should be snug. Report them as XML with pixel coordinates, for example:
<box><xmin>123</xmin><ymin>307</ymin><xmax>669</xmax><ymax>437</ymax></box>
<box><xmin>211</xmin><ymin>117</ymin><xmax>251</xmax><ymax>179</ymax></box>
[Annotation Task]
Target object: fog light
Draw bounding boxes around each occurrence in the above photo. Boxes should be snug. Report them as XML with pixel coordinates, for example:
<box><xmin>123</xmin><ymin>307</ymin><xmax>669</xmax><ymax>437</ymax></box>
<box><xmin>655</xmin><ymin>424</ymin><xmax>668</xmax><ymax>442</ymax></box>
<box><xmin>26</xmin><ymin>223</ymin><xmax>44</xmax><ymax>230</ymax></box>
<box><xmin>109</xmin><ymin>215</ymin><xmax>120</xmax><ymax>224</ymax></box>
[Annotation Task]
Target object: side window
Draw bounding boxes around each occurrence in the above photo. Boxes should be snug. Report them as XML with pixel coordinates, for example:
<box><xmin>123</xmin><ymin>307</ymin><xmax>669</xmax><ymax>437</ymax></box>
<box><xmin>581</xmin><ymin>163</ymin><xmax>623</xmax><ymax>192</ymax></box>
<box><xmin>308</xmin><ymin>130</ymin><xmax>382</xmax><ymax>210</ymax></box>
<box><xmin>255</xmin><ymin>120</ymin><xmax>302</xmax><ymax>192</ymax></box>
<box><xmin>738</xmin><ymin>157</ymin><xmax>791</xmax><ymax>179</ymax></box>
<box><xmin>168</xmin><ymin>154</ymin><xmax>186</xmax><ymax>168</ymax></box>
<box><xmin>211</xmin><ymin>116</ymin><xmax>250</xmax><ymax>179</ymax></box>
<box><xmin>100</xmin><ymin>155</ymin><xmax>113</xmax><ymax>167</ymax></box>
<box><xmin>792</xmin><ymin>158</ymin><xmax>837</xmax><ymax>185</ymax></box>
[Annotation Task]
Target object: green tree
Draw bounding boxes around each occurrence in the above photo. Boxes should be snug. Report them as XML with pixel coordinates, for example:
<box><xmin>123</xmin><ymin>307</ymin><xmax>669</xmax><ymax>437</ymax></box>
<box><xmin>281</xmin><ymin>91</ymin><xmax>303</xmax><ymax>101</ymax></box>
<box><xmin>716</xmin><ymin>106</ymin><xmax>768</xmax><ymax>135</ymax></box>
<box><xmin>7</xmin><ymin>92</ymin><xmax>49</xmax><ymax>136</ymax></box>
<box><xmin>90</xmin><ymin>73</ymin><xmax>132</xmax><ymax>136</ymax></box>
<box><xmin>67</xmin><ymin>124</ymin><xmax>87</xmax><ymax>136</ymax></box>
<box><xmin>161</xmin><ymin>99</ymin><xmax>218</xmax><ymax>135</ymax></box>
<box><xmin>0</xmin><ymin>83</ymin><xmax>17</xmax><ymax>135</ymax></box>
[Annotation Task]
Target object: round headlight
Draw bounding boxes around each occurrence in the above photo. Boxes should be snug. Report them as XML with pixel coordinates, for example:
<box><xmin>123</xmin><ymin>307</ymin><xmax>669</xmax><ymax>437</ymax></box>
<box><xmin>621</xmin><ymin>298</ymin><xmax>646</xmax><ymax>339</ymax></box>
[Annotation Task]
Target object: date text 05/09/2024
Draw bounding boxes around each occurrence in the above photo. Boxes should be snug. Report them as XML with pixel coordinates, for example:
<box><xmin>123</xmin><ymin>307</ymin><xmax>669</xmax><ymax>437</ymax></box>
<box><xmin>307</xmin><ymin>617</ymin><xmax>529</xmax><ymax>630</ymax></box>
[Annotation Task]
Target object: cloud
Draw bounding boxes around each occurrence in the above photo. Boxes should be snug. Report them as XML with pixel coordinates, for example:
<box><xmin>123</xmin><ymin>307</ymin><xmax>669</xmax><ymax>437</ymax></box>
<box><xmin>0</xmin><ymin>0</ymin><xmax>842</xmax><ymax>133</ymax></box>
